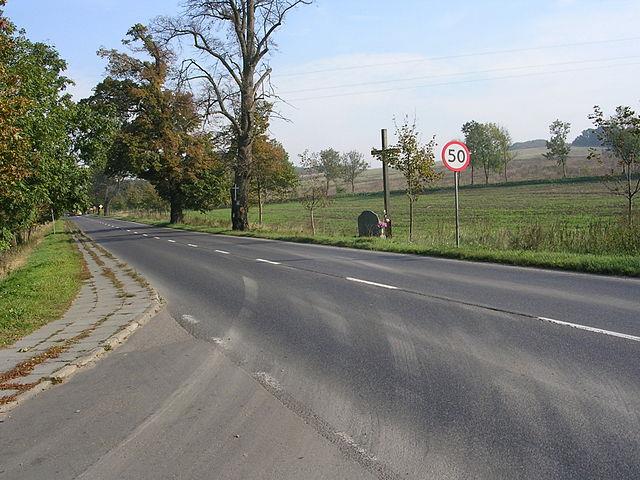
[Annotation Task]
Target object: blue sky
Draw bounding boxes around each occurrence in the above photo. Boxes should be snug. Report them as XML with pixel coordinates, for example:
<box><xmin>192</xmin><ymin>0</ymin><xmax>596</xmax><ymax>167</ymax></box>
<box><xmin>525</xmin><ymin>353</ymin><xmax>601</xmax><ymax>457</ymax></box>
<box><xmin>6</xmin><ymin>0</ymin><xmax>640</xmax><ymax>165</ymax></box>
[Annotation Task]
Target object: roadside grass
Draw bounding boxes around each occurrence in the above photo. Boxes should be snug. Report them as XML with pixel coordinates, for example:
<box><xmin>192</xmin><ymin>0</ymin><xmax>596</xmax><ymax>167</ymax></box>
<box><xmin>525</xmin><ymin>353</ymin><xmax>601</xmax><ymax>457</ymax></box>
<box><xmin>0</xmin><ymin>221</ymin><xmax>85</xmax><ymax>347</ymax></box>
<box><xmin>111</xmin><ymin>178</ymin><xmax>640</xmax><ymax>277</ymax></box>
<box><xmin>0</xmin><ymin>223</ymin><xmax>53</xmax><ymax>279</ymax></box>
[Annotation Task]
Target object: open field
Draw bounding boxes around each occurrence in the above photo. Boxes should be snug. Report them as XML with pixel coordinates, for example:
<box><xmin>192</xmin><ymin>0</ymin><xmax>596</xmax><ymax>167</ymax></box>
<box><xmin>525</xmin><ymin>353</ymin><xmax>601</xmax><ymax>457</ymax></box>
<box><xmin>114</xmin><ymin>177</ymin><xmax>640</xmax><ymax>276</ymax></box>
<box><xmin>0</xmin><ymin>222</ymin><xmax>85</xmax><ymax>347</ymax></box>
<box><xmin>347</xmin><ymin>147</ymin><xmax>616</xmax><ymax>194</ymax></box>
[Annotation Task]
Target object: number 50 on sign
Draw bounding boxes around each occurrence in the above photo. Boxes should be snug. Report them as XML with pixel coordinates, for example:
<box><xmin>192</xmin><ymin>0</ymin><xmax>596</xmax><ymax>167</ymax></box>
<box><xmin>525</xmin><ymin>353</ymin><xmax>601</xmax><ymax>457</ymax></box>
<box><xmin>441</xmin><ymin>140</ymin><xmax>471</xmax><ymax>173</ymax></box>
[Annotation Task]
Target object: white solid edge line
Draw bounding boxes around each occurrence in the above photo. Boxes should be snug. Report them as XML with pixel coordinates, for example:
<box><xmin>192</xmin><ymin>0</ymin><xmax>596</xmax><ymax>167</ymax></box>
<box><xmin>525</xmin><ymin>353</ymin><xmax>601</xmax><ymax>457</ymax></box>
<box><xmin>168</xmin><ymin>240</ymin><xmax>176</xmax><ymax>243</ymax></box>
<box><xmin>346</xmin><ymin>277</ymin><xmax>398</xmax><ymax>290</ymax></box>
<box><xmin>188</xmin><ymin>244</ymin><xmax>198</xmax><ymax>248</ymax></box>
<box><xmin>256</xmin><ymin>258</ymin><xmax>281</xmax><ymax>265</ymax></box>
<box><xmin>538</xmin><ymin>316</ymin><xmax>640</xmax><ymax>342</ymax></box>
<box><xmin>215</xmin><ymin>250</ymin><xmax>230</xmax><ymax>255</ymax></box>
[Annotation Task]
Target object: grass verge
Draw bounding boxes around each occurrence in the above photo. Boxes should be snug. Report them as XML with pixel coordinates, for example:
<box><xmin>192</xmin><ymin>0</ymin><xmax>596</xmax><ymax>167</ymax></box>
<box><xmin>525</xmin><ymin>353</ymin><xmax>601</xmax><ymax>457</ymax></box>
<box><xmin>110</xmin><ymin>214</ymin><xmax>640</xmax><ymax>277</ymax></box>
<box><xmin>0</xmin><ymin>221</ymin><xmax>85</xmax><ymax>347</ymax></box>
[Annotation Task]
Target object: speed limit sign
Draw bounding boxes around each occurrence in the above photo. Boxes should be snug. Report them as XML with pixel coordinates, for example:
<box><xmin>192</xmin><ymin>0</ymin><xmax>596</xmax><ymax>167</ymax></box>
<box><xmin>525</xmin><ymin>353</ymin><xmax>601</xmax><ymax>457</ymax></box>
<box><xmin>441</xmin><ymin>140</ymin><xmax>471</xmax><ymax>173</ymax></box>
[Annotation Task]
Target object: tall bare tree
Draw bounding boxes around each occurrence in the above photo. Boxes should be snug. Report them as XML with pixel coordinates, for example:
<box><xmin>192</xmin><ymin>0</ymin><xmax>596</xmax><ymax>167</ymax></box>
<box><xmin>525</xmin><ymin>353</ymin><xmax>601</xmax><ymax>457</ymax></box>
<box><xmin>157</xmin><ymin>0</ymin><xmax>312</xmax><ymax>230</ymax></box>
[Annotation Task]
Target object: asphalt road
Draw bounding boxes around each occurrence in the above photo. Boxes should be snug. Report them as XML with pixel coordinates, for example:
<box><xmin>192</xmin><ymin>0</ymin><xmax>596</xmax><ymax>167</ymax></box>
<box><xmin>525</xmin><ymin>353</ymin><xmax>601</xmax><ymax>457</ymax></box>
<box><xmin>2</xmin><ymin>215</ymin><xmax>640</xmax><ymax>479</ymax></box>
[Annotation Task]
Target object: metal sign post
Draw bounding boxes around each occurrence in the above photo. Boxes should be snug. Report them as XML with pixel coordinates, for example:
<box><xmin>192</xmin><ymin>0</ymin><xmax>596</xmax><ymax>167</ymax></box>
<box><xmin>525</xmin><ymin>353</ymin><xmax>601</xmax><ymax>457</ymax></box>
<box><xmin>441</xmin><ymin>140</ymin><xmax>471</xmax><ymax>248</ymax></box>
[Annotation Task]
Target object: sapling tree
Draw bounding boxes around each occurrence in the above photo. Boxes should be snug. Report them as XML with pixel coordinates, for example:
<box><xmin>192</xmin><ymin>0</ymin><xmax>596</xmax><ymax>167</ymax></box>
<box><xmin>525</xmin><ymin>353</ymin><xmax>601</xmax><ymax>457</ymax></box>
<box><xmin>298</xmin><ymin>150</ymin><xmax>330</xmax><ymax>235</ymax></box>
<box><xmin>544</xmin><ymin>120</ymin><xmax>572</xmax><ymax>178</ymax></box>
<box><xmin>589</xmin><ymin>105</ymin><xmax>640</xmax><ymax>225</ymax></box>
<box><xmin>387</xmin><ymin>118</ymin><xmax>440</xmax><ymax>242</ymax></box>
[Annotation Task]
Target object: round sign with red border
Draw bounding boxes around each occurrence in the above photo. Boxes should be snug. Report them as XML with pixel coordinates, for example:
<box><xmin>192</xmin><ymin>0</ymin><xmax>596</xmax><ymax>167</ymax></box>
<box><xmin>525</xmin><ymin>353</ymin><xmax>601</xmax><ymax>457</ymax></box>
<box><xmin>441</xmin><ymin>140</ymin><xmax>471</xmax><ymax>173</ymax></box>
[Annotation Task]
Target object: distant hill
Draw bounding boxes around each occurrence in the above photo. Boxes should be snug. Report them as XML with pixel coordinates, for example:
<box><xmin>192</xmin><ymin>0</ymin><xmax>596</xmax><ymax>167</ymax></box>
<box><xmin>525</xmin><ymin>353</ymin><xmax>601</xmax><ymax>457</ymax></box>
<box><xmin>511</xmin><ymin>139</ymin><xmax>547</xmax><ymax>150</ymax></box>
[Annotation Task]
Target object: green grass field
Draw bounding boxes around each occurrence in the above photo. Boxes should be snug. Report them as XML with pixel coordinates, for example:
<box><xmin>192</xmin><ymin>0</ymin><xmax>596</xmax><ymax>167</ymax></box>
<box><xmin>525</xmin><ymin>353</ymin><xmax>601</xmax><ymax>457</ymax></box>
<box><xmin>0</xmin><ymin>222</ymin><xmax>85</xmax><ymax>347</ymax></box>
<box><xmin>115</xmin><ymin>177</ymin><xmax>640</xmax><ymax>276</ymax></box>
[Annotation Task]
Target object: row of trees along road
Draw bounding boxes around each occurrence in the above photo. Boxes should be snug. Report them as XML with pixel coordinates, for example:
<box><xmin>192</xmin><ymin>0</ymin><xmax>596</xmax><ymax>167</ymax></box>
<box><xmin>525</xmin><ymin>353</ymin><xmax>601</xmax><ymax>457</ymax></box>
<box><xmin>75</xmin><ymin>0</ymin><xmax>312</xmax><ymax>229</ymax></box>
<box><xmin>0</xmin><ymin>1</ymin><xmax>87</xmax><ymax>253</ymax></box>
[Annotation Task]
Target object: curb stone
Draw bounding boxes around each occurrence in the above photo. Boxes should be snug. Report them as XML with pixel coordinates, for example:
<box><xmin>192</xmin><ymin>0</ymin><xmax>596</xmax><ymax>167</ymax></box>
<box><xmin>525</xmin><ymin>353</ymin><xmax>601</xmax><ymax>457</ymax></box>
<box><xmin>0</xmin><ymin>225</ymin><xmax>164</xmax><ymax>419</ymax></box>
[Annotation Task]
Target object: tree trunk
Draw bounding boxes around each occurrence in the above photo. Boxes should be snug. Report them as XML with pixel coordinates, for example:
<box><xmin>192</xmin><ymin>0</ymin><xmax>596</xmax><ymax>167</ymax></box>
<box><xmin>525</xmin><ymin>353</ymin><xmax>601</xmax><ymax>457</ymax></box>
<box><xmin>504</xmin><ymin>162</ymin><xmax>508</xmax><ymax>182</ymax></box>
<box><xmin>409</xmin><ymin>198</ymin><xmax>414</xmax><ymax>242</ymax></box>
<box><xmin>484</xmin><ymin>165</ymin><xmax>489</xmax><ymax>185</ymax></box>
<box><xmin>170</xmin><ymin>203</ymin><xmax>183</xmax><ymax>224</ymax></box>
<box><xmin>471</xmin><ymin>165</ymin><xmax>475</xmax><ymax>185</ymax></box>
<box><xmin>258</xmin><ymin>188</ymin><xmax>263</xmax><ymax>225</ymax></box>
<box><xmin>232</xmin><ymin>134</ymin><xmax>252</xmax><ymax>231</ymax></box>
<box><xmin>326</xmin><ymin>177</ymin><xmax>330</xmax><ymax>196</ymax></box>
<box><xmin>562</xmin><ymin>161</ymin><xmax>567</xmax><ymax>179</ymax></box>
<box><xmin>351</xmin><ymin>179</ymin><xmax>355</xmax><ymax>194</ymax></box>
<box><xmin>310</xmin><ymin>208</ymin><xmax>316</xmax><ymax>235</ymax></box>
<box><xmin>169</xmin><ymin>191</ymin><xmax>184</xmax><ymax>224</ymax></box>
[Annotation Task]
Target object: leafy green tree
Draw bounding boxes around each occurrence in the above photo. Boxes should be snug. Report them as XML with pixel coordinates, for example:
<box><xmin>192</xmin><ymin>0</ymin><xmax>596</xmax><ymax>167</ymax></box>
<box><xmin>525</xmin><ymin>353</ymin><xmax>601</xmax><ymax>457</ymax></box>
<box><xmin>493</xmin><ymin>125</ymin><xmax>516</xmax><ymax>183</ymax></box>
<box><xmin>387</xmin><ymin>118</ymin><xmax>440</xmax><ymax>241</ymax></box>
<box><xmin>544</xmin><ymin>120</ymin><xmax>572</xmax><ymax>178</ymax></box>
<box><xmin>462</xmin><ymin>121</ymin><xmax>502</xmax><ymax>185</ymax></box>
<box><xmin>99</xmin><ymin>24</ymin><xmax>226</xmax><ymax>223</ymax></box>
<box><xmin>0</xmin><ymin>5</ymin><xmax>87</xmax><ymax>250</ymax></box>
<box><xmin>341</xmin><ymin>151</ymin><xmax>368</xmax><ymax>194</ymax></box>
<box><xmin>252</xmin><ymin>137</ymin><xmax>297</xmax><ymax>224</ymax></box>
<box><xmin>589</xmin><ymin>106</ymin><xmax>640</xmax><ymax>224</ymax></box>
<box><xmin>316</xmin><ymin>148</ymin><xmax>343</xmax><ymax>195</ymax></box>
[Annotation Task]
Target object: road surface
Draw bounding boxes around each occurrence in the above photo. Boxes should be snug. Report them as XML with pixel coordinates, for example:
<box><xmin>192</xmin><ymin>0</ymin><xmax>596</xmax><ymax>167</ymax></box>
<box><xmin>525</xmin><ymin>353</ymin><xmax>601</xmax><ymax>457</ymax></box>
<box><xmin>2</xmin><ymin>215</ymin><xmax>639</xmax><ymax>479</ymax></box>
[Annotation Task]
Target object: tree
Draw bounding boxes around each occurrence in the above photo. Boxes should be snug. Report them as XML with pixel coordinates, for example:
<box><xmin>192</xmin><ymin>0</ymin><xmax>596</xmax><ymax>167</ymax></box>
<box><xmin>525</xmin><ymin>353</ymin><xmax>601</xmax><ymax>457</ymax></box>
<box><xmin>573</xmin><ymin>127</ymin><xmax>604</xmax><ymax>147</ymax></box>
<box><xmin>341</xmin><ymin>151</ymin><xmax>368</xmax><ymax>194</ymax></box>
<box><xmin>99</xmin><ymin>24</ymin><xmax>227</xmax><ymax>224</ymax></box>
<box><xmin>589</xmin><ymin>105</ymin><xmax>640</xmax><ymax>225</ymax></box>
<box><xmin>157</xmin><ymin>0</ymin><xmax>313</xmax><ymax>231</ymax></box>
<box><xmin>316</xmin><ymin>148</ymin><xmax>343</xmax><ymax>195</ymax></box>
<box><xmin>387</xmin><ymin>118</ymin><xmax>440</xmax><ymax>242</ymax></box>
<box><xmin>543</xmin><ymin>120</ymin><xmax>571</xmax><ymax>178</ymax></box>
<box><xmin>462</xmin><ymin>121</ymin><xmax>502</xmax><ymax>185</ymax></box>
<box><xmin>494</xmin><ymin>125</ymin><xmax>516</xmax><ymax>183</ymax></box>
<box><xmin>0</xmin><ymin>6</ymin><xmax>87</xmax><ymax>250</ymax></box>
<box><xmin>252</xmin><ymin>136</ymin><xmax>297</xmax><ymax>224</ymax></box>
<box><xmin>298</xmin><ymin>150</ymin><xmax>330</xmax><ymax>235</ymax></box>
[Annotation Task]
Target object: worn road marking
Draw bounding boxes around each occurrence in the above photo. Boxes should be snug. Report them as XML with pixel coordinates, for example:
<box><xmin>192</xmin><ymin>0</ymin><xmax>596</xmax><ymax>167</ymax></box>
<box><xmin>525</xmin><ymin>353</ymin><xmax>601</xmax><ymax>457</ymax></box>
<box><xmin>256</xmin><ymin>258</ymin><xmax>281</xmax><ymax>265</ymax></box>
<box><xmin>538</xmin><ymin>316</ymin><xmax>640</xmax><ymax>342</ymax></box>
<box><xmin>346</xmin><ymin>277</ymin><xmax>398</xmax><ymax>290</ymax></box>
<box><xmin>181</xmin><ymin>314</ymin><xmax>199</xmax><ymax>325</ymax></box>
<box><xmin>188</xmin><ymin>244</ymin><xmax>198</xmax><ymax>248</ymax></box>
<box><xmin>215</xmin><ymin>250</ymin><xmax>230</xmax><ymax>255</ymax></box>
<box><xmin>167</xmin><ymin>239</ymin><xmax>176</xmax><ymax>243</ymax></box>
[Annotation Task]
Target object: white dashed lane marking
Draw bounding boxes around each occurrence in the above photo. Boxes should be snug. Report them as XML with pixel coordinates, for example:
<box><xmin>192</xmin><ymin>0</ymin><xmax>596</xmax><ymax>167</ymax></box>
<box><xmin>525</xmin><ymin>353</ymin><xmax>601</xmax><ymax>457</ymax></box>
<box><xmin>188</xmin><ymin>244</ymin><xmax>198</xmax><ymax>248</ymax></box>
<box><xmin>538</xmin><ymin>316</ymin><xmax>640</xmax><ymax>343</ymax></box>
<box><xmin>256</xmin><ymin>258</ymin><xmax>281</xmax><ymax>265</ymax></box>
<box><xmin>215</xmin><ymin>250</ymin><xmax>230</xmax><ymax>255</ymax></box>
<box><xmin>346</xmin><ymin>277</ymin><xmax>398</xmax><ymax>290</ymax></box>
<box><xmin>168</xmin><ymin>240</ymin><xmax>176</xmax><ymax>243</ymax></box>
